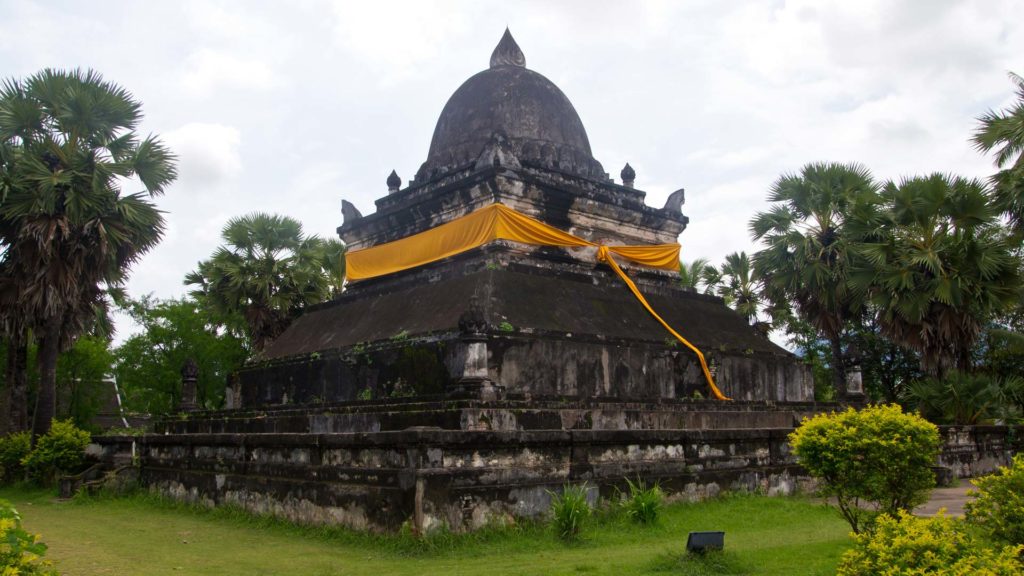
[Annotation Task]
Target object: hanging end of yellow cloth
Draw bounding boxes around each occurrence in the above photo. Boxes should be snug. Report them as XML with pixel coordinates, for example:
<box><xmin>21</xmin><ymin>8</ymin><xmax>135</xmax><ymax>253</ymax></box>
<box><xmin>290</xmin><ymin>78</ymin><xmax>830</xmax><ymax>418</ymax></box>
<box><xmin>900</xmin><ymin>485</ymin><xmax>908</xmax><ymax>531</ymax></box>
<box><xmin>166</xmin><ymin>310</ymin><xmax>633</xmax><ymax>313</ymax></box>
<box><xmin>597</xmin><ymin>246</ymin><xmax>731</xmax><ymax>401</ymax></box>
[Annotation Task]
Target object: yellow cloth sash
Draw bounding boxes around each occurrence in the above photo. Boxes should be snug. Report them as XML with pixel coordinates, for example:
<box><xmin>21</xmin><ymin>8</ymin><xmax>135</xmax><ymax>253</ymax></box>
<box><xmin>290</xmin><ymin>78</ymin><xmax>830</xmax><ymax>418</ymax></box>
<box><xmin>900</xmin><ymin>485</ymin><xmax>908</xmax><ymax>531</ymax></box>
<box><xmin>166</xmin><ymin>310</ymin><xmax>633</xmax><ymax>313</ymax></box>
<box><xmin>346</xmin><ymin>203</ymin><xmax>729</xmax><ymax>400</ymax></box>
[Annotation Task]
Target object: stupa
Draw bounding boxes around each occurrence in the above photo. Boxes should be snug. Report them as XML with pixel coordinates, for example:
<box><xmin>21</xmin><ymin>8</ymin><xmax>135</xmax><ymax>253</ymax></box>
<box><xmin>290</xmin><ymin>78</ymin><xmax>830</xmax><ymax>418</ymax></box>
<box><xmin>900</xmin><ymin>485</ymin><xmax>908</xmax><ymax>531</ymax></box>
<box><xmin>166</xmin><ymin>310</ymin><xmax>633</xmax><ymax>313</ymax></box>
<box><xmin>234</xmin><ymin>29</ymin><xmax>809</xmax><ymax>406</ymax></box>
<box><xmin>106</xmin><ymin>31</ymin><xmax>819</xmax><ymax>533</ymax></box>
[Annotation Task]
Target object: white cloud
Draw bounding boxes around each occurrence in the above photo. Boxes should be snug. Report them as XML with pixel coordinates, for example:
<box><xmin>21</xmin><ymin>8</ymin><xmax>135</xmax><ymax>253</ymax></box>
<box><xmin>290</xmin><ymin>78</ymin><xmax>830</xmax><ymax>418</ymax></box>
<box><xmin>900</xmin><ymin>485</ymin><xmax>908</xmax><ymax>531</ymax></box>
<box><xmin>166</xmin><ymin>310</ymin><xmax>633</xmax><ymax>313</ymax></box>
<box><xmin>179</xmin><ymin>49</ymin><xmax>276</xmax><ymax>96</ymax></box>
<box><xmin>162</xmin><ymin>123</ymin><xmax>243</xmax><ymax>191</ymax></box>
<box><xmin>327</xmin><ymin>1</ymin><xmax>472</xmax><ymax>85</ymax></box>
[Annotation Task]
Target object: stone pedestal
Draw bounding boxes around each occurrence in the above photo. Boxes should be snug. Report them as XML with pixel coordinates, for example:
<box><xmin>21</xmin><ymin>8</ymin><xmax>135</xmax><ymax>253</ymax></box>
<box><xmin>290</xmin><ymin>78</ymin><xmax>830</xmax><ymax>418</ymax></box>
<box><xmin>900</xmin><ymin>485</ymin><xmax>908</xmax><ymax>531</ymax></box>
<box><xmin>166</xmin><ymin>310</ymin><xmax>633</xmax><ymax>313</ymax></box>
<box><xmin>179</xmin><ymin>358</ymin><xmax>199</xmax><ymax>411</ymax></box>
<box><xmin>447</xmin><ymin>296</ymin><xmax>504</xmax><ymax>401</ymax></box>
<box><xmin>845</xmin><ymin>366</ymin><xmax>865</xmax><ymax>401</ymax></box>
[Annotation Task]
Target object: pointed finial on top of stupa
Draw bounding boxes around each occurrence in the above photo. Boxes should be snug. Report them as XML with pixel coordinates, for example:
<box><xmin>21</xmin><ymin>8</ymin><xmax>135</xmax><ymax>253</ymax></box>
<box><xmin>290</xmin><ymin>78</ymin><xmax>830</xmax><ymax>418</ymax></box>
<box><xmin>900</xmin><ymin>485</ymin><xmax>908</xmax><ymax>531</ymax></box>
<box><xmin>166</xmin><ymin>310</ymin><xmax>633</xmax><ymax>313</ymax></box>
<box><xmin>490</xmin><ymin>28</ymin><xmax>526</xmax><ymax>69</ymax></box>
<box><xmin>386</xmin><ymin>169</ymin><xmax>401</xmax><ymax>193</ymax></box>
<box><xmin>620</xmin><ymin>163</ymin><xmax>635</xmax><ymax>188</ymax></box>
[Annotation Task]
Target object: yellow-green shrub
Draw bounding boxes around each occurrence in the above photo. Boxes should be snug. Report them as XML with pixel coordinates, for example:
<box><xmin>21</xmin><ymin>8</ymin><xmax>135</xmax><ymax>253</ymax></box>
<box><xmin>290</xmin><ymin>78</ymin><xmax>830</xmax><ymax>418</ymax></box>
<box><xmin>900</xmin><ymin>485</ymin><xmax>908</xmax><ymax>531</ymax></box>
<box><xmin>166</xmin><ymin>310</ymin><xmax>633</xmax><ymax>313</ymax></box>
<box><xmin>789</xmin><ymin>404</ymin><xmax>940</xmax><ymax>533</ymax></box>
<box><xmin>837</xmin><ymin>511</ymin><xmax>1024</xmax><ymax>576</ymax></box>
<box><xmin>0</xmin><ymin>432</ymin><xmax>31</xmax><ymax>484</ymax></box>
<box><xmin>20</xmin><ymin>419</ymin><xmax>90</xmax><ymax>485</ymax></box>
<box><xmin>966</xmin><ymin>453</ymin><xmax>1024</xmax><ymax>545</ymax></box>
<box><xmin>1</xmin><ymin>499</ymin><xmax>59</xmax><ymax>575</ymax></box>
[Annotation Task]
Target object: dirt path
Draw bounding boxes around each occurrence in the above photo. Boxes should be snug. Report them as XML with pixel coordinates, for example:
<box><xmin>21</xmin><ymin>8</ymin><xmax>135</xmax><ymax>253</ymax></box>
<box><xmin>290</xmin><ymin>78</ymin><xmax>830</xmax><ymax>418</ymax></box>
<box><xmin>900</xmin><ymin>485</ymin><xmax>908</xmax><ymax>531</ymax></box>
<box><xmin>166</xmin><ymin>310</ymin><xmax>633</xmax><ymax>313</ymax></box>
<box><xmin>913</xmin><ymin>484</ymin><xmax>975</xmax><ymax>517</ymax></box>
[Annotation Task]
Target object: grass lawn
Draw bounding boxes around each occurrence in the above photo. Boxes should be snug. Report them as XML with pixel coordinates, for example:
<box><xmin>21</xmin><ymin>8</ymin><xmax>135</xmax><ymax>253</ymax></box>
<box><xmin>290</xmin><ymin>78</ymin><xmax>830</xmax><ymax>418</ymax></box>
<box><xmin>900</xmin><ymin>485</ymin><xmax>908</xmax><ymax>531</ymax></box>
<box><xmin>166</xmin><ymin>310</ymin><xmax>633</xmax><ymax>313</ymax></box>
<box><xmin>1</xmin><ymin>487</ymin><xmax>852</xmax><ymax>576</ymax></box>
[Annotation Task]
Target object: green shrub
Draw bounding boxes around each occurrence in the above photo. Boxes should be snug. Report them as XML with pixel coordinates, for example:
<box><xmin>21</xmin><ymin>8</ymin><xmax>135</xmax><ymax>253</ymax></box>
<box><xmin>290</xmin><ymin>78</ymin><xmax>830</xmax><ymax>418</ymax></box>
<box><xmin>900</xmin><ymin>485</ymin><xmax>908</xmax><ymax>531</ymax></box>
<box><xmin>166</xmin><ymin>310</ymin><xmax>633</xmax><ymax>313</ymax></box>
<box><xmin>0</xmin><ymin>431</ymin><xmax>31</xmax><ymax>484</ymax></box>
<box><xmin>1</xmin><ymin>499</ymin><xmax>60</xmax><ymax>575</ymax></box>
<box><xmin>837</xmin><ymin>511</ymin><xmax>1024</xmax><ymax>576</ymax></box>
<box><xmin>966</xmin><ymin>453</ymin><xmax>1024</xmax><ymax>545</ymax></box>
<box><xmin>549</xmin><ymin>483</ymin><xmax>591</xmax><ymax>541</ymax></box>
<box><xmin>622</xmin><ymin>477</ymin><xmax>663</xmax><ymax>524</ymax></box>
<box><xmin>789</xmin><ymin>404</ymin><xmax>940</xmax><ymax>533</ymax></box>
<box><xmin>21</xmin><ymin>419</ymin><xmax>91</xmax><ymax>485</ymax></box>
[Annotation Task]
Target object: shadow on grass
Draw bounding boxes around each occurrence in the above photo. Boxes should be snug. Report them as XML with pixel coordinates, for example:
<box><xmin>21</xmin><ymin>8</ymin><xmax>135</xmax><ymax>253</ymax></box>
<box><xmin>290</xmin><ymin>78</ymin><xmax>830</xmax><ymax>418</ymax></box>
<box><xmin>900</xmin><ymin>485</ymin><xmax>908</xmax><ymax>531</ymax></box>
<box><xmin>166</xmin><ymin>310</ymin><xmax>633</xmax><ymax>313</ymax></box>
<box><xmin>645</xmin><ymin>550</ymin><xmax>750</xmax><ymax>575</ymax></box>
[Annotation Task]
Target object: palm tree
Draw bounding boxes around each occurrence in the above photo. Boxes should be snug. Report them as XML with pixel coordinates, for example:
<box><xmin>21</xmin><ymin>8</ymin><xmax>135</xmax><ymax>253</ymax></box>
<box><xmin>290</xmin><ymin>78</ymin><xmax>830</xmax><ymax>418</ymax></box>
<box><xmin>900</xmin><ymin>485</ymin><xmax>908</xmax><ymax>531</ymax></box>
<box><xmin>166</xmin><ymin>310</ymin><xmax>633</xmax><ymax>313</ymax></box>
<box><xmin>851</xmin><ymin>174</ymin><xmax>1021</xmax><ymax>375</ymax></box>
<box><xmin>185</xmin><ymin>213</ymin><xmax>346</xmax><ymax>352</ymax></box>
<box><xmin>678</xmin><ymin>258</ymin><xmax>712</xmax><ymax>293</ymax></box>
<box><xmin>713</xmin><ymin>252</ymin><xmax>762</xmax><ymax>324</ymax></box>
<box><xmin>749</xmin><ymin>162</ymin><xmax>881</xmax><ymax>398</ymax></box>
<box><xmin>0</xmin><ymin>69</ymin><xmax>174</xmax><ymax>438</ymax></box>
<box><xmin>973</xmin><ymin>72</ymin><xmax>1024</xmax><ymax>237</ymax></box>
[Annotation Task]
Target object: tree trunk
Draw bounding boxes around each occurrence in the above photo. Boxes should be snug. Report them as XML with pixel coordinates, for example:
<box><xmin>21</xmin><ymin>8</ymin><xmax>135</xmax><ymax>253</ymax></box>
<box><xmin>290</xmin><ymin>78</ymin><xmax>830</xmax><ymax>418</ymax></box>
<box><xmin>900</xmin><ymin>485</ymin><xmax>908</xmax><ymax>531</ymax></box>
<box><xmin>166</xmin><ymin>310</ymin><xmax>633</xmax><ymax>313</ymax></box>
<box><xmin>31</xmin><ymin>318</ymin><xmax>61</xmax><ymax>441</ymax></box>
<box><xmin>4</xmin><ymin>333</ymin><xmax>30</xmax><ymax>433</ymax></box>
<box><xmin>830</xmin><ymin>335</ymin><xmax>846</xmax><ymax>401</ymax></box>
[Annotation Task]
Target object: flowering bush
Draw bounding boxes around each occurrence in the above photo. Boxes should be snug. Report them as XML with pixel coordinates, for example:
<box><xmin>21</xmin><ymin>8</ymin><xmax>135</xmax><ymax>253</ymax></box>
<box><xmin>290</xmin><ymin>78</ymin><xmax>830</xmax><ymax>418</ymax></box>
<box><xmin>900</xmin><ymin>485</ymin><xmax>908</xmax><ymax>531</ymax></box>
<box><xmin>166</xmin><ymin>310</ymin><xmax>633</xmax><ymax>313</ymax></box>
<box><xmin>1</xmin><ymin>499</ymin><xmax>59</xmax><ymax>575</ymax></box>
<box><xmin>789</xmin><ymin>404</ymin><xmax>940</xmax><ymax>533</ymax></box>
<box><xmin>837</xmin><ymin>511</ymin><xmax>1024</xmax><ymax>576</ymax></box>
<box><xmin>966</xmin><ymin>453</ymin><xmax>1024</xmax><ymax>545</ymax></box>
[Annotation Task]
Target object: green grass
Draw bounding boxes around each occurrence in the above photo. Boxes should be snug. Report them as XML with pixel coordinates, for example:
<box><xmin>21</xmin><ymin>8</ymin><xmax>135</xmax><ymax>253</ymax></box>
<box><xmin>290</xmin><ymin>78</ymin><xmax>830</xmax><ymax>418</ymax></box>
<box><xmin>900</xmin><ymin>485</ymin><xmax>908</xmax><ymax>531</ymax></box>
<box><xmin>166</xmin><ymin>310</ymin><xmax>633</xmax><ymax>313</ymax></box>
<box><xmin>0</xmin><ymin>487</ymin><xmax>852</xmax><ymax>576</ymax></box>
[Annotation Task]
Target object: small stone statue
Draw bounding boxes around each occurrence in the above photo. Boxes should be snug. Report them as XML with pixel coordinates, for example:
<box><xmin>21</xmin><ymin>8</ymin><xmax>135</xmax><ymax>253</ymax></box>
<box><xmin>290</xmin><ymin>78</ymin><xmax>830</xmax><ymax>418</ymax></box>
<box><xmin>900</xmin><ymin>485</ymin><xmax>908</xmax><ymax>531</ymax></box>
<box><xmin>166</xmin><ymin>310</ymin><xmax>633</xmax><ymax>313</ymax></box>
<box><xmin>458</xmin><ymin>295</ymin><xmax>488</xmax><ymax>337</ymax></box>
<box><xmin>663</xmin><ymin>188</ymin><xmax>686</xmax><ymax>213</ymax></box>
<box><xmin>341</xmin><ymin>200</ymin><xmax>363</xmax><ymax>226</ymax></box>
<box><xmin>181</xmin><ymin>358</ymin><xmax>199</xmax><ymax>380</ymax></box>
<box><xmin>179</xmin><ymin>358</ymin><xmax>199</xmax><ymax>411</ymax></box>
<box><xmin>844</xmin><ymin>343</ymin><xmax>865</xmax><ymax>401</ymax></box>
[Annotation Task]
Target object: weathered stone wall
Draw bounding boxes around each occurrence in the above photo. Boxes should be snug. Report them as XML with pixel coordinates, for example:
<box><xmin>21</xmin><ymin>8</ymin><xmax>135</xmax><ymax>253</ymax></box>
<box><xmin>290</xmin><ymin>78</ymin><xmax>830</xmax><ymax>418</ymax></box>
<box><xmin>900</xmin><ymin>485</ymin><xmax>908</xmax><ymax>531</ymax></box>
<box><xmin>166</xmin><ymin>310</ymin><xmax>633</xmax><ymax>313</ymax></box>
<box><xmin>91</xmin><ymin>421</ymin><xmax>1022</xmax><ymax>533</ymax></box>
<box><xmin>938</xmin><ymin>425</ymin><xmax>1023</xmax><ymax>479</ymax></box>
<box><xmin>96</xmin><ymin>427</ymin><xmax>809</xmax><ymax>533</ymax></box>
<box><xmin>236</xmin><ymin>333</ymin><xmax>810</xmax><ymax>410</ymax></box>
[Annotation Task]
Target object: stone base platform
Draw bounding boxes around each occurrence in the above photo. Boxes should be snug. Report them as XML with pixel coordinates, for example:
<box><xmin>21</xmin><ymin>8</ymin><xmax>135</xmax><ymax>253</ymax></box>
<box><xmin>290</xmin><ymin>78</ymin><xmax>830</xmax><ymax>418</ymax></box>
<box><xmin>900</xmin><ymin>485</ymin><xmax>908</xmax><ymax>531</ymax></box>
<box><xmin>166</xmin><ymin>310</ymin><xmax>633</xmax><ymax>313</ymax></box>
<box><xmin>90</xmin><ymin>401</ymin><xmax>1023</xmax><ymax>533</ymax></box>
<box><xmin>98</xmin><ymin>426</ymin><xmax>808</xmax><ymax>533</ymax></box>
<box><xmin>93</xmin><ymin>397</ymin><xmax>837</xmax><ymax>533</ymax></box>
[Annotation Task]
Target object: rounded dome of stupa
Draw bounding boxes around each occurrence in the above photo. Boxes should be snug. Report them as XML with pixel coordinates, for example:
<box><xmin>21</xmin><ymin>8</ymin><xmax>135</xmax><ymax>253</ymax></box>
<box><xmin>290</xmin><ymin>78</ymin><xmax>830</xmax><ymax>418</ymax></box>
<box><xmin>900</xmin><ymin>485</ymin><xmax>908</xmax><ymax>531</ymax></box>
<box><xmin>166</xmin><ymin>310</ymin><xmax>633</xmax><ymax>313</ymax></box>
<box><xmin>416</xmin><ymin>29</ymin><xmax>606</xmax><ymax>182</ymax></box>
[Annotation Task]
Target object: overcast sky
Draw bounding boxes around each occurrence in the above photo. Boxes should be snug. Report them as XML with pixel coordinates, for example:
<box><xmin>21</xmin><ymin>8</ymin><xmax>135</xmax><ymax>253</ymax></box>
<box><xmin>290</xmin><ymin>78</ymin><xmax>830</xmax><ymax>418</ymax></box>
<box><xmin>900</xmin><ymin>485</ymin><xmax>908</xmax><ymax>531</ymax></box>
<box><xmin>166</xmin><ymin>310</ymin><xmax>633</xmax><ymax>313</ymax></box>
<box><xmin>2</xmin><ymin>0</ymin><xmax>1022</xmax><ymax>340</ymax></box>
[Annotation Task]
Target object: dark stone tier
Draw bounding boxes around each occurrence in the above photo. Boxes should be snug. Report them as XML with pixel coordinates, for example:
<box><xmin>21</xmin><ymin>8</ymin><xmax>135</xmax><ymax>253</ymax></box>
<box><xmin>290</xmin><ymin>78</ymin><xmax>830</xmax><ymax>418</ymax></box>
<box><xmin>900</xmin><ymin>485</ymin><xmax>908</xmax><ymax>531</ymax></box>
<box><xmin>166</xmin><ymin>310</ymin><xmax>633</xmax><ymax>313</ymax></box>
<box><xmin>241</xmin><ymin>242</ymin><xmax>809</xmax><ymax>408</ymax></box>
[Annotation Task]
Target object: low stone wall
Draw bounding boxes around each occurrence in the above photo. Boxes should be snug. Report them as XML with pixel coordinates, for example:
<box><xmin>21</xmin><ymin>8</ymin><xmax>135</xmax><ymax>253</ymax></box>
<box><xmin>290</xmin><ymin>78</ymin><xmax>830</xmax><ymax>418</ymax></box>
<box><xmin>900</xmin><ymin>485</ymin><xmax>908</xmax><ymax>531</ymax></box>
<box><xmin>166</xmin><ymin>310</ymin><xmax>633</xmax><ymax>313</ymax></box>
<box><xmin>938</xmin><ymin>425</ymin><xmax>1023</xmax><ymax>479</ymax></box>
<box><xmin>90</xmin><ymin>423</ymin><xmax>1022</xmax><ymax>533</ymax></box>
<box><xmin>96</xmin><ymin>427</ymin><xmax>808</xmax><ymax>533</ymax></box>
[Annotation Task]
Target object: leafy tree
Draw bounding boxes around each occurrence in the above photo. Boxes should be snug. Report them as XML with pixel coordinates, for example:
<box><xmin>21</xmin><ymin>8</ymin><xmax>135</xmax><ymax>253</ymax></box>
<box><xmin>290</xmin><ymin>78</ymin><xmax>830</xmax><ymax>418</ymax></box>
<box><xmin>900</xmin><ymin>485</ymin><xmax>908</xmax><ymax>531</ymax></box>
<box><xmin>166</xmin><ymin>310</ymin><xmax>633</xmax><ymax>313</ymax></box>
<box><xmin>55</xmin><ymin>335</ymin><xmax>113</xmax><ymax>430</ymax></box>
<box><xmin>851</xmin><ymin>174</ymin><xmax>1021</xmax><ymax>375</ymax></box>
<box><xmin>750</xmin><ymin>162</ymin><xmax>880</xmax><ymax>399</ymax></box>
<box><xmin>976</xmin><ymin>308</ymin><xmax>1024</xmax><ymax>384</ymax></box>
<box><xmin>0</xmin><ymin>69</ymin><xmax>175</xmax><ymax>438</ymax></box>
<box><xmin>185</xmin><ymin>213</ymin><xmax>346</xmax><ymax>352</ymax></box>
<box><xmin>114</xmin><ymin>296</ymin><xmax>248</xmax><ymax>413</ymax></box>
<box><xmin>973</xmin><ymin>72</ymin><xmax>1024</xmax><ymax>238</ymax></box>
<box><xmin>1</xmin><ymin>335</ymin><xmax>112</xmax><ymax>433</ymax></box>
<box><xmin>847</xmin><ymin>314</ymin><xmax>922</xmax><ymax>403</ymax></box>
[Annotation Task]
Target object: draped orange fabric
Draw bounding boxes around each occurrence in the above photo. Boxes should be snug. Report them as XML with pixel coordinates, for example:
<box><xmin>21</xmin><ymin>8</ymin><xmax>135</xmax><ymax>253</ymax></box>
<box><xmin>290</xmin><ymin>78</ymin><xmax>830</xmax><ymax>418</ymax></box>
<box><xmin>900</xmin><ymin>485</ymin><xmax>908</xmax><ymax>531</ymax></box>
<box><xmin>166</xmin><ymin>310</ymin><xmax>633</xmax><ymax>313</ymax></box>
<box><xmin>345</xmin><ymin>203</ymin><xmax>729</xmax><ymax>400</ymax></box>
<box><xmin>346</xmin><ymin>204</ymin><xmax>679</xmax><ymax>280</ymax></box>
